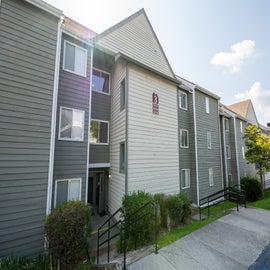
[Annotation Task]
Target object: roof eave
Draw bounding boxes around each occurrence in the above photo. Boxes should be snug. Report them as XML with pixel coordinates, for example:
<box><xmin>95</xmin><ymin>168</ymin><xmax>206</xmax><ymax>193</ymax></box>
<box><xmin>24</xmin><ymin>0</ymin><xmax>63</xmax><ymax>17</ymax></box>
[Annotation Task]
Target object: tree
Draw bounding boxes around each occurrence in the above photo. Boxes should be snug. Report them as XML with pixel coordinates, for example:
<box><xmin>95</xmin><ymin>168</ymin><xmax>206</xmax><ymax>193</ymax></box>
<box><xmin>243</xmin><ymin>125</ymin><xmax>270</xmax><ymax>194</ymax></box>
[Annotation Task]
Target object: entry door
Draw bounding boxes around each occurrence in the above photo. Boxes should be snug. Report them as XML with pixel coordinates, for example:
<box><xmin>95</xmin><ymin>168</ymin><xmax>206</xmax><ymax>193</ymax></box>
<box><xmin>98</xmin><ymin>173</ymin><xmax>105</xmax><ymax>214</ymax></box>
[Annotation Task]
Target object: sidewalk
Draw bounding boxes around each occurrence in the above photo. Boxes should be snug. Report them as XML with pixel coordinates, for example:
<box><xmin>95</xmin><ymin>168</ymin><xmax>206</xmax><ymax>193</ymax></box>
<box><xmin>128</xmin><ymin>207</ymin><xmax>270</xmax><ymax>270</ymax></box>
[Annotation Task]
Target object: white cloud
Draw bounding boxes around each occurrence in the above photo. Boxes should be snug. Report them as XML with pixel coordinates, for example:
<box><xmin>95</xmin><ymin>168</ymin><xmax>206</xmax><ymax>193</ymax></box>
<box><xmin>211</xmin><ymin>40</ymin><xmax>255</xmax><ymax>73</ymax></box>
<box><xmin>235</xmin><ymin>82</ymin><xmax>270</xmax><ymax>126</ymax></box>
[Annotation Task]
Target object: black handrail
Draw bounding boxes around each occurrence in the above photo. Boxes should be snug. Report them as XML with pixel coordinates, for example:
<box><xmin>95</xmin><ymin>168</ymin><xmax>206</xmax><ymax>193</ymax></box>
<box><xmin>96</xmin><ymin>201</ymin><xmax>158</xmax><ymax>269</ymax></box>
<box><xmin>199</xmin><ymin>185</ymin><xmax>246</xmax><ymax>220</ymax></box>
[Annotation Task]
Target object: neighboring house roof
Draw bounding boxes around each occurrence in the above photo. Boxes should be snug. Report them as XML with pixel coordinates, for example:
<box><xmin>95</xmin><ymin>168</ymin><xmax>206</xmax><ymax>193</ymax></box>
<box><xmin>93</xmin><ymin>9</ymin><xmax>176</xmax><ymax>80</ymax></box>
<box><xmin>227</xmin><ymin>99</ymin><xmax>258</xmax><ymax>125</ymax></box>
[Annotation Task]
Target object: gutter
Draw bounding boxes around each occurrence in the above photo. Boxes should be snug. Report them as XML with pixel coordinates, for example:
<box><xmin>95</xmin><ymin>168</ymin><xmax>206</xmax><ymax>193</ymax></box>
<box><xmin>46</xmin><ymin>17</ymin><xmax>62</xmax><ymax>215</ymax></box>
<box><xmin>125</xmin><ymin>61</ymin><xmax>129</xmax><ymax>194</ymax></box>
<box><xmin>25</xmin><ymin>0</ymin><xmax>62</xmax><ymax>18</ymax></box>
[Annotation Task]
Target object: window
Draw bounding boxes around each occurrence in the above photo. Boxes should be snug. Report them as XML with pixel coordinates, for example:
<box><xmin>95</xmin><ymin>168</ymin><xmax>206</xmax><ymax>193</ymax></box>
<box><xmin>205</xmin><ymin>97</ymin><xmax>210</xmax><ymax>113</ymax></box>
<box><xmin>120</xmin><ymin>142</ymin><xmax>125</xmax><ymax>173</ymax></box>
<box><xmin>180</xmin><ymin>129</ymin><xmax>189</xmax><ymax>148</ymax></box>
<box><xmin>179</xmin><ymin>91</ymin><xmax>187</xmax><ymax>110</ymax></box>
<box><xmin>242</xmin><ymin>146</ymin><xmax>245</xmax><ymax>159</ymax></box>
<box><xmin>224</xmin><ymin>118</ymin><xmax>229</xmax><ymax>131</ymax></box>
<box><xmin>207</xmin><ymin>131</ymin><xmax>212</xmax><ymax>149</ymax></box>
<box><xmin>120</xmin><ymin>78</ymin><xmax>126</xmax><ymax>110</ymax></box>
<box><xmin>55</xmin><ymin>178</ymin><xmax>81</xmax><ymax>207</ymax></box>
<box><xmin>63</xmin><ymin>41</ymin><xmax>87</xmax><ymax>77</ymax></box>
<box><xmin>181</xmin><ymin>169</ymin><xmax>190</xmax><ymax>189</ymax></box>
<box><xmin>209</xmin><ymin>168</ymin><xmax>214</xmax><ymax>187</ymax></box>
<box><xmin>240</xmin><ymin>121</ymin><xmax>243</xmax><ymax>133</ymax></box>
<box><xmin>226</xmin><ymin>145</ymin><xmax>231</xmax><ymax>159</ymax></box>
<box><xmin>59</xmin><ymin>107</ymin><xmax>84</xmax><ymax>141</ymax></box>
<box><xmin>92</xmin><ymin>68</ymin><xmax>110</xmax><ymax>94</ymax></box>
<box><xmin>90</xmin><ymin>120</ymin><xmax>109</xmax><ymax>144</ymax></box>
<box><xmin>228</xmin><ymin>173</ymin><xmax>233</xmax><ymax>186</ymax></box>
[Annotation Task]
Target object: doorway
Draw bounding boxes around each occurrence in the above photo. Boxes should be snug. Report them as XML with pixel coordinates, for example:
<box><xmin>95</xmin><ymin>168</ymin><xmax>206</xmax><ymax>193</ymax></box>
<box><xmin>88</xmin><ymin>171</ymin><xmax>108</xmax><ymax>216</ymax></box>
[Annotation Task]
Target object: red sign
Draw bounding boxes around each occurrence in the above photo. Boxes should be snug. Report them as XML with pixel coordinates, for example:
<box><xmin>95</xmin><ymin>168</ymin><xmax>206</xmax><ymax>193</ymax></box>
<box><xmin>152</xmin><ymin>92</ymin><xmax>159</xmax><ymax>115</ymax></box>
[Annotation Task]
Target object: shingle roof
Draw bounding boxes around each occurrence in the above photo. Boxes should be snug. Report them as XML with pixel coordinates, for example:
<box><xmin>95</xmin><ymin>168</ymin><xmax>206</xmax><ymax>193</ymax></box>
<box><xmin>227</xmin><ymin>99</ymin><xmax>251</xmax><ymax>118</ymax></box>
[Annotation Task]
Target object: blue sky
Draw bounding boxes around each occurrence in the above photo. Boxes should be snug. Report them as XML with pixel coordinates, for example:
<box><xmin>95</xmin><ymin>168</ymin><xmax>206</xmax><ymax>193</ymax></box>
<box><xmin>45</xmin><ymin>0</ymin><xmax>270</xmax><ymax>125</ymax></box>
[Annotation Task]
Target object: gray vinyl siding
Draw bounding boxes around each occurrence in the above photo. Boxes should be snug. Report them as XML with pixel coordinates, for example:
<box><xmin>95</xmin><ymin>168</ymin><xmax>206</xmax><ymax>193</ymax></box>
<box><xmin>52</xmin><ymin>33</ymin><xmax>91</xmax><ymax>207</ymax></box>
<box><xmin>178</xmin><ymin>90</ymin><xmax>196</xmax><ymax>202</ymax></box>
<box><xmin>195</xmin><ymin>91</ymin><xmax>223</xmax><ymax>199</ymax></box>
<box><xmin>0</xmin><ymin>0</ymin><xmax>59</xmax><ymax>257</ymax></box>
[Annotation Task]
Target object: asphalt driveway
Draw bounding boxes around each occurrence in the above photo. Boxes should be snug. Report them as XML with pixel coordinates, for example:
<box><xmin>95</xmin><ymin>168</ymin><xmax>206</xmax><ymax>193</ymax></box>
<box><xmin>128</xmin><ymin>207</ymin><xmax>270</xmax><ymax>270</ymax></box>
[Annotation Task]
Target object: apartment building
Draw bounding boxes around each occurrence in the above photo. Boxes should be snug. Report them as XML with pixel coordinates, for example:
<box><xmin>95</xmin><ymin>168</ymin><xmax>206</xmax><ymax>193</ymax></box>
<box><xmin>0</xmin><ymin>0</ymin><xmax>266</xmax><ymax>258</ymax></box>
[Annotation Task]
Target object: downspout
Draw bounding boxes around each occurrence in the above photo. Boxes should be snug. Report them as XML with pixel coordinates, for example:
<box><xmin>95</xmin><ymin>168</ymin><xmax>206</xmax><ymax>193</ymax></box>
<box><xmin>233</xmin><ymin>117</ymin><xmax>240</xmax><ymax>185</ymax></box>
<box><xmin>218</xmin><ymin>108</ymin><xmax>224</xmax><ymax>189</ymax></box>
<box><xmin>192</xmin><ymin>88</ymin><xmax>200</xmax><ymax>206</ymax></box>
<box><xmin>85</xmin><ymin>46</ymin><xmax>94</xmax><ymax>203</ymax></box>
<box><xmin>46</xmin><ymin>17</ymin><xmax>62</xmax><ymax>215</ymax></box>
<box><xmin>125</xmin><ymin>62</ymin><xmax>129</xmax><ymax>194</ymax></box>
<box><xmin>222</xmin><ymin>116</ymin><xmax>228</xmax><ymax>188</ymax></box>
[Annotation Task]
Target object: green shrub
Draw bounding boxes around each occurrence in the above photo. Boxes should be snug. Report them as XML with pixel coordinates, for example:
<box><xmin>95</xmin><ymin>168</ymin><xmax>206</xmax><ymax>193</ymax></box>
<box><xmin>45</xmin><ymin>201</ymin><xmax>92</xmax><ymax>269</ymax></box>
<box><xmin>0</xmin><ymin>255</ymin><xmax>49</xmax><ymax>270</ymax></box>
<box><xmin>153</xmin><ymin>193</ymin><xmax>168</xmax><ymax>229</ymax></box>
<box><xmin>241</xmin><ymin>176</ymin><xmax>262</xmax><ymax>202</ymax></box>
<box><xmin>122</xmin><ymin>191</ymin><xmax>155</xmax><ymax>249</ymax></box>
<box><xmin>166</xmin><ymin>193</ymin><xmax>191</xmax><ymax>228</ymax></box>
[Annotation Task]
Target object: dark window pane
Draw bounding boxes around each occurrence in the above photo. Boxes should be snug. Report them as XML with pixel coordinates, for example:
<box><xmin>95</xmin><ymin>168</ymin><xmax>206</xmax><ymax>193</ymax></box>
<box><xmin>64</xmin><ymin>43</ymin><xmax>75</xmax><ymax>71</ymax></box>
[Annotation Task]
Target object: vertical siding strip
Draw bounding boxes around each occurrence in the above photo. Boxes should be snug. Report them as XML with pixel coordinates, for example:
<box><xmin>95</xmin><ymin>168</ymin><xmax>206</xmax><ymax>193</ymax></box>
<box><xmin>85</xmin><ymin>46</ymin><xmax>94</xmax><ymax>203</ymax></box>
<box><xmin>233</xmin><ymin>117</ymin><xmax>240</xmax><ymax>185</ymax></box>
<box><xmin>46</xmin><ymin>21</ymin><xmax>62</xmax><ymax>216</ymax></box>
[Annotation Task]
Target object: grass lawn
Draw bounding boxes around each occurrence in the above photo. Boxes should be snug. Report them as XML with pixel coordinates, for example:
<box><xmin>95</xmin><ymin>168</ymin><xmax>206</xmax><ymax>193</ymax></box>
<box><xmin>248</xmin><ymin>189</ymin><xmax>270</xmax><ymax>210</ymax></box>
<box><xmin>158</xmin><ymin>201</ymin><xmax>238</xmax><ymax>249</ymax></box>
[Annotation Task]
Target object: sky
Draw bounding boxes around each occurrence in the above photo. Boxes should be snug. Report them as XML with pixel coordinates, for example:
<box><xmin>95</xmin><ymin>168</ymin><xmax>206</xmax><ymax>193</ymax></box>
<box><xmin>44</xmin><ymin>0</ymin><xmax>270</xmax><ymax>126</ymax></box>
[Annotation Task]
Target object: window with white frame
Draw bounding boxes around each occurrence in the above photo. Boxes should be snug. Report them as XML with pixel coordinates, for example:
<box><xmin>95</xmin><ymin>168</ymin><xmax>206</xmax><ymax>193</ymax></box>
<box><xmin>207</xmin><ymin>131</ymin><xmax>212</xmax><ymax>149</ymax></box>
<box><xmin>179</xmin><ymin>91</ymin><xmax>187</xmax><ymax>110</ymax></box>
<box><xmin>242</xmin><ymin>145</ymin><xmax>245</xmax><ymax>159</ymax></box>
<box><xmin>240</xmin><ymin>121</ymin><xmax>243</xmax><ymax>133</ymax></box>
<box><xmin>205</xmin><ymin>97</ymin><xmax>210</xmax><ymax>114</ymax></box>
<box><xmin>180</xmin><ymin>129</ymin><xmax>189</xmax><ymax>148</ymax></box>
<box><xmin>120</xmin><ymin>142</ymin><xmax>125</xmax><ymax>173</ymax></box>
<box><xmin>226</xmin><ymin>145</ymin><xmax>231</xmax><ymax>159</ymax></box>
<box><xmin>92</xmin><ymin>68</ymin><xmax>110</xmax><ymax>94</ymax></box>
<box><xmin>181</xmin><ymin>169</ymin><xmax>190</xmax><ymax>189</ymax></box>
<box><xmin>63</xmin><ymin>41</ymin><xmax>87</xmax><ymax>77</ymax></box>
<box><xmin>120</xmin><ymin>78</ymin><xmax>126</xmax><ymax>110</ymax></box>
<box><xmin>55</xmin><ymin>178</ymin><xmax>81</xmax><ymax>207</ymax></box>
<box><xmin>90</xmin><ymin>120</ymin><xmax>109</xmax><ymax>144</ymax></box>
<box><xmin>209</xmin><ymin>168</ymin><xmax>214</xmax><ymax>186</ymax></box>
<box><xmin>224</xmin><ymin>118</ymin><xmax>229</xmax><ymax>131</ymax></box>
<box><xmin>59</xmin><ymin>107</ymin><xmax>84</xmax><ymax>141</ymax></box>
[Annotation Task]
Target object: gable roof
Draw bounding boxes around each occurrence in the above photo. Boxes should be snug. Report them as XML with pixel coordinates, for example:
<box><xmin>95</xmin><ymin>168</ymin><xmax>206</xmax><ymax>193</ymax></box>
<box><xmin>227</xmin><ymin>99</ymin><xmax>258</xmax><ymax>125</ymax></box>
<box><xmin>93</xmin><ymin>9</ymin><xmax>175</xmax><ymax>80</ymax></box>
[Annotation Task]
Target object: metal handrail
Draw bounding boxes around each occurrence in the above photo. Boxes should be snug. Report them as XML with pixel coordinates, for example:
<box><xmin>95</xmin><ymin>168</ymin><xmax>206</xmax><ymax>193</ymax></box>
<box><xmin>199</xmin><ymin>185</ymin><xmax>246</xmax><ymax>220</ymax></box>
<box><xmin>96</xmin><ymin>201</ymin><xmax>158</xmax><ymax>270</ymax></box>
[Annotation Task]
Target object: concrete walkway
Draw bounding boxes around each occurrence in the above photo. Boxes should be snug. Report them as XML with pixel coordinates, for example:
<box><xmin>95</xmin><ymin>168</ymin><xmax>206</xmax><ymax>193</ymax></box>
<box><xmin>128</xmin><ymin>207</ymin><xmax>270</xmax><ymax>270</ymax></box>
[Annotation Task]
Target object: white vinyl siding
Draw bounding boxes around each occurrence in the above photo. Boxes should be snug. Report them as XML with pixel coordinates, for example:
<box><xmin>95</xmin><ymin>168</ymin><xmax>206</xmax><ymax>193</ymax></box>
<box><xmin>95</xmin><ymin>11</ymin><xmax>174</xmax><ymax>79</ymax></box>
<box><xmin>180</xmin><ymin>129</ymin><xmax>189</xmax><ymax>148</ymax></box>
<box><xmin>55</xmin><ymin>178</ymin><xmax>81</xmax><ymax>207</ymax></box>
<box><xmin>181</xmin><ymin>169</ymin><xmax>190</xmax><ymax>189</ymax></box>
<box><xmin>127</xmin><ymin>65</ymin><xmax>179</xmax><ymax>194</ymax></box>
<box><xmin>108</xmin><ymin>60</ymin><xmax>126</xmax><ymax>214</ymax></box>
<box><xmin>209</xmin><ymin>168</ymin><xmax>214</xmax><ymax>187</ymax></box>
<box><xmin>59</xmin><ymin>107</ymin><xmax>84</xmax><ymax>141</ymax></box>
<box><xmin>63</xmin><ymin>41</ymin><xmax>87</xmax><ymax>77</ymax></box>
